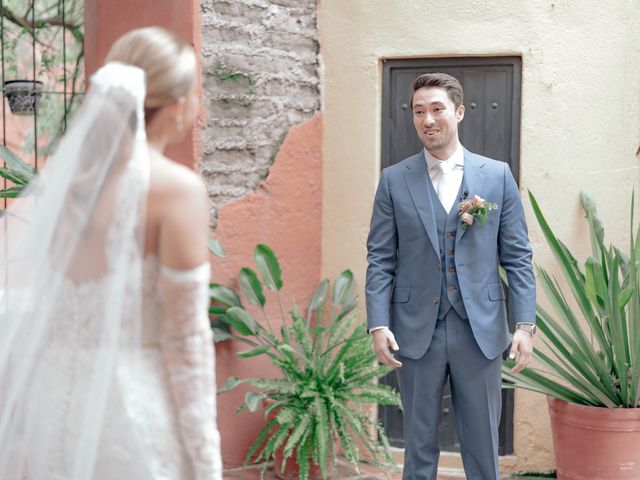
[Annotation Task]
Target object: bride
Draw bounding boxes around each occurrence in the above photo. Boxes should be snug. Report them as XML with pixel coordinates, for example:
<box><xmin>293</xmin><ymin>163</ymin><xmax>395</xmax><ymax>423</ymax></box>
<box><xmin>0</xmin><ymin>27</ymin><xmax>222</xmax><ymax>479</ymax></box>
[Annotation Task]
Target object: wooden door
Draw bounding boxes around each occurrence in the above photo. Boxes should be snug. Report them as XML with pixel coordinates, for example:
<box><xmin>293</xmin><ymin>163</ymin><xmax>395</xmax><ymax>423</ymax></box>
<box><xmin>379</xmin><ymin>56</ymin><xmax>522</xmax><ymax>455</ymax></box>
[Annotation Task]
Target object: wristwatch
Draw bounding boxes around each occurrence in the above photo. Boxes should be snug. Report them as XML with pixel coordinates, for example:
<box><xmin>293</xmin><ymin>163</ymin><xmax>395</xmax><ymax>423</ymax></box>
<box><xmin>516</xmin><ymin>323</ymin><xmax>537</xmax><ymax>336</ymax></box>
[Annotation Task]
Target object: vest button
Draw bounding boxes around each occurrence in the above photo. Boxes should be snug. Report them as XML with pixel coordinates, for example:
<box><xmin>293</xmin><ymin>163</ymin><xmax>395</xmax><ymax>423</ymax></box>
<box><xmin>448</xmin><ymin>267</ymin><xmax>456</xmax><ymax>274</ymax></box>
<box><xmin>448</xmin><ymin>286</ymin><xmax>457</xmax><ymax>293</ymax></box>
<box><xmin>447</xmin><ymin>250</ymin><xmax>454</xmax><ymax>257</ymax></box>
<box><xmin>433</xmin><ymin>296</ymin><xmax>440</xmax><ymax>304</ymax></box>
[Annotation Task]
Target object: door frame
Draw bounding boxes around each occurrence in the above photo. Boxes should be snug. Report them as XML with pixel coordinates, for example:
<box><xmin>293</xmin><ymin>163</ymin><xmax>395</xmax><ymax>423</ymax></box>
<box><xmin>379</xmin><ymin>55</ymin><xmax>522</xmax><ymax>456</ymax></box>
<box><xmin>381</xmin><ymin>56</ymin><xmax>522</xmax><ymax>180</ymax></box>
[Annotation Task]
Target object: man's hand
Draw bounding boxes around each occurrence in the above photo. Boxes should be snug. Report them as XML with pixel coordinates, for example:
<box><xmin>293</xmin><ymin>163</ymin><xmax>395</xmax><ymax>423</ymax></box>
<box><xmin>509</xmin><ymin>330</ymin><xmax>533</xmax><ymax>374</ymax></box>
<box><xmin>372</xmin><ymin>328</ymin><xmax>402</xmax><ymax>368</ymax></box>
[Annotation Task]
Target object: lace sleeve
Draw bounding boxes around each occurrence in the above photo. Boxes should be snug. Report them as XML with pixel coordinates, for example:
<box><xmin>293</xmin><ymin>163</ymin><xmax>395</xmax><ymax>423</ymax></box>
<box><xmin>158</xmin><ymin>262</ymin><xmax>222</xmax><ymax>480</ymax></box>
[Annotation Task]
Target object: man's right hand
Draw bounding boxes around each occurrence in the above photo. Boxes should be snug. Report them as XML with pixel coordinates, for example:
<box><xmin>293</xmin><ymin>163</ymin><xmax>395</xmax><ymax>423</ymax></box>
<box><xmin>372</xmin><ymin>328</ymin><xmax>402</xmax><ymax>368</ymax></box>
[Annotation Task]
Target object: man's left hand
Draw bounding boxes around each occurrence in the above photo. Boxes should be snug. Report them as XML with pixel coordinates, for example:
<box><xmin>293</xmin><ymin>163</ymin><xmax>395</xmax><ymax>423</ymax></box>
<box><xmin>509</xmin><ymin>330</ymin><xmax>534</xmax><ymax>374</ymax></box>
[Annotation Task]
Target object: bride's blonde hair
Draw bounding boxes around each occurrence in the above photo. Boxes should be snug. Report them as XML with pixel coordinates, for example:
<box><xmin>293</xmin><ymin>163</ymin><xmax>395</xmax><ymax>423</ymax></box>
<box><xmin>105</xmin><ymin>26</ymin><xmax>196</xmax><ymax>124</ymax></box>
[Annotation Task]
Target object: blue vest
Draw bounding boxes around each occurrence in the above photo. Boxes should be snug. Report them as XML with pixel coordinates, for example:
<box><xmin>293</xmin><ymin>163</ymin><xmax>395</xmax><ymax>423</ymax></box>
<box><xmin>427</xmin><ymin>178</ymin><xmax>469</xmax><ymax>320</ymax></box>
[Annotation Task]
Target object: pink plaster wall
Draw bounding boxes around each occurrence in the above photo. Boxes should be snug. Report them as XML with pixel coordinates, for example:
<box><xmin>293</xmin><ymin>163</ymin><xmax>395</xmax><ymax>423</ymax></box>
<box><xmin>212</xmin><ymin>112</ymin><xmax>323</xmax><ymax>467</ymax></box>
<box><xmin>83</xmin><ymin>0</ymin><xmax>205</xmax><ymax>170</ymax></box>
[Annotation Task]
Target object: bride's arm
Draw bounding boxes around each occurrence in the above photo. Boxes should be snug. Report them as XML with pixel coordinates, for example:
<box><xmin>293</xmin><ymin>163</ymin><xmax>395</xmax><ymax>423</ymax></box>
<box><xmin>159</xmin><ymin>263</ymin><xmax>222</xmax><ymax>480</ymax></box>
<box><xmin>155</xmin><ymin>169</ymin><xmax>222</xmax><ymax>479</ymax></box>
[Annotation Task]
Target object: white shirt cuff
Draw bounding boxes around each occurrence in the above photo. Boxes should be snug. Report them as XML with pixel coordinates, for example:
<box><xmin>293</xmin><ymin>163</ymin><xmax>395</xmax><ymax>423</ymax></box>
<box><xmin>369</xmin><ymin>326</ymin><xmax>389</xmax><ymax>333</ymax></box>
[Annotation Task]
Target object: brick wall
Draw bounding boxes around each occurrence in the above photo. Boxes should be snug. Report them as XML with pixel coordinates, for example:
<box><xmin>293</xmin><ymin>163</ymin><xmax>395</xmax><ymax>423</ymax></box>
<box><xmin>200</xmin><ymin>0</ymin><xmax>320</xmax><ymax>223</ymax></box>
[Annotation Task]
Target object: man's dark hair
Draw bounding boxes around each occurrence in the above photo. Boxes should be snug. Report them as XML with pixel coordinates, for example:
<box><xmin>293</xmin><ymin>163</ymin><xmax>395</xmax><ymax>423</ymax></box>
<box><xmin>410</xmin><ymin>73</ymin><xmax>464</xmax><ymax>109</ymax></box>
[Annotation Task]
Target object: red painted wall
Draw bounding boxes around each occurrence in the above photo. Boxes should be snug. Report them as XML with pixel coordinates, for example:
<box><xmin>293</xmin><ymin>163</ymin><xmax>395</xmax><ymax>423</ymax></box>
<box><xmin>212</xmin><ymin>113</ymin><xmax>323</xmax><ymax>467</ymax></box>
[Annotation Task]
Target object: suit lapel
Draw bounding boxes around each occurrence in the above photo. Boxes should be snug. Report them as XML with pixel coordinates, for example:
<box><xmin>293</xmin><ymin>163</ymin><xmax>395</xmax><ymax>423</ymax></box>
<box><xmin>403</xmin><ymin>153</ymin><xmax>439</xmax><ymax>256</ymax></box>
<box><xmin>455</xmin><ymin>150</ymin><xmax>487</xmax><ymax>245</ymax></box>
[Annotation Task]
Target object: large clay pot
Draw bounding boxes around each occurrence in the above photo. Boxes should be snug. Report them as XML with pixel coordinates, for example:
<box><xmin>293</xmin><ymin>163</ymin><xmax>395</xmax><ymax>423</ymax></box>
<box><xmin>547</xmin><ymin>396</ymin><xmax>640</xmax><ymax>479</ymax></box>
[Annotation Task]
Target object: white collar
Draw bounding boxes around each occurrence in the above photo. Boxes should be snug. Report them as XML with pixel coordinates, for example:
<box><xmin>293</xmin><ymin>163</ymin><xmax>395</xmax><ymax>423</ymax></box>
<box><xmin>424</xmin><ymin>144</ymin><xmax>464</xmax><ymax>171</ymax></box>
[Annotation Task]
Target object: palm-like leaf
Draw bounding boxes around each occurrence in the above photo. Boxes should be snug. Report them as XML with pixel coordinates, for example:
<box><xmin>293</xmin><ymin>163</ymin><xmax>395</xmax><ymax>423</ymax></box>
<box><xmin>503</xmin><ymin>191</ymin><xmax>640</xmax><ymax>408</ymax></box>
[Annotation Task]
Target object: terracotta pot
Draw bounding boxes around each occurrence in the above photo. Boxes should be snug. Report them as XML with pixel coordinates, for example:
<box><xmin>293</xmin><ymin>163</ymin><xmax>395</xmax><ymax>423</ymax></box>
<box><xmin>547</xmin><ymin>396</ymin><xmax>640</xmax><ymax>479</ymax></box>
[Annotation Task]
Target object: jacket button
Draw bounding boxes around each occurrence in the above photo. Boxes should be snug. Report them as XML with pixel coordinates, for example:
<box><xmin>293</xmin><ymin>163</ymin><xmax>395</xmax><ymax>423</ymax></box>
<box><xmin>447</xmin><ymin>250</ymin><xmax>454</xmax><ymax>257</ymax></box>
<box><xmin>447</xmin><ymin>232</ymin><xmax>455</xmax><ymax>238</ymax></box>
<box><xmin>448</xmin><ymin>267</ymin><xmax>456</xmax><ymax>274</ymax></box>
<box><xmin>448</xmin><ymin>285</ymin><xmax>457</xmax><ymax>293</ymax></box>
<box><xmin>433</xmin><ymin>296</ymin><xmax>440</xmax><ymax>304</ymax></box>
<box><xmin>435</xmin><ymin>261</ymin><xmax>441</xmax><ymax>271</ymax></box>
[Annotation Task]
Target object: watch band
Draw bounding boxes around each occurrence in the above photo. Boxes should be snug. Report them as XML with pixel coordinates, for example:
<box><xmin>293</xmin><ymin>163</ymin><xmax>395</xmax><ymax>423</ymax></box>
<box><xmin>516</xmin><ymin>323</ymin><xmax>537</xmax><ymax>335</ymax></box>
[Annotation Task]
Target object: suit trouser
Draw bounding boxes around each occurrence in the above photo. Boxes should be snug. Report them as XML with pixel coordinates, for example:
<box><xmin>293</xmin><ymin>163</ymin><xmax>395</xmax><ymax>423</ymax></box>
<box><xmin>396</xmin><ymin>309</ymin><xmax>502</xmax><ymax>480</ymax></box>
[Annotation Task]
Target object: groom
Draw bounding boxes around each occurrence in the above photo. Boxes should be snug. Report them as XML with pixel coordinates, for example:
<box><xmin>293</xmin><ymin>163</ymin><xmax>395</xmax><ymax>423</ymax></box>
<box><xmin>366</xmin><ymin>73</ymin><xmax>536</xmax><ymax>480</ymax></box>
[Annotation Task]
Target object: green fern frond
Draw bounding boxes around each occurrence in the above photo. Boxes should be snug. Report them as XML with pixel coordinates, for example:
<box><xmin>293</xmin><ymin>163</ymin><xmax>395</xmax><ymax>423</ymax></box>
<box><xmin>244</xmin><ymin>417</ymin><xmax>279</xmax><ymax>465</ymax></box>
<box><xmin>291</xmin><ymin>309</ymin><xmax>314</xmax><ymax>360</ymax></box>
<box><xmin>283</xmin><ymin>412</ymin><xmax>311</xmax><ymax>457</ymax></box>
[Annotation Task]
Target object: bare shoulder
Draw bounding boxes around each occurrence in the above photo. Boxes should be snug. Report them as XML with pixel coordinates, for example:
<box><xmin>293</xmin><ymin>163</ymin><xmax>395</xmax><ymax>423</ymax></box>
<box><xmin>150</xmin><ymin>157</ymin><xmax>207</xmax><ymax>205</ymax></box>
<box><xmin>148</xmin><ymin>154</ymin><xmax>210</xmax><ymax>269</ymax></box>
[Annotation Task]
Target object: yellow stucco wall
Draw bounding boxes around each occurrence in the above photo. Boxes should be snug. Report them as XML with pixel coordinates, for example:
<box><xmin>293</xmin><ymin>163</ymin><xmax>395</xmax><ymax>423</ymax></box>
<box><xmin>319</xmin><ymin>0</ymin><xmax>640</xmax><ymax>474</ymax></box>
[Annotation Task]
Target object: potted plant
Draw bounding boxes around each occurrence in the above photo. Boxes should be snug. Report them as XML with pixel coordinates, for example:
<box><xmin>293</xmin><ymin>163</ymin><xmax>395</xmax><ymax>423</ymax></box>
<box><xmin>502</xmin><ymin>191</ymin><xmax>640</xmax><ymax>480</ymax></box>
<box><xmin>211</xmin><ymin>244</ymin><xmax>401</xmax><ymax>480</ymax></box>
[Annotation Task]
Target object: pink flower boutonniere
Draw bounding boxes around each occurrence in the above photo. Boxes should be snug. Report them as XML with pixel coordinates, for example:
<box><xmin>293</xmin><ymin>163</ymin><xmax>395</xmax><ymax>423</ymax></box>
<box><xmin>458</xmin><ymin>195</ymin><xmax>498</xmax><ymax>230</ymax></box>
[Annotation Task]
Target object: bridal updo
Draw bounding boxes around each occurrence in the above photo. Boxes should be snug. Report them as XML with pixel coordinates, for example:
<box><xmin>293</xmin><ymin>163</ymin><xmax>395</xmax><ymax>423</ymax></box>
<box><xmin>104</xmin><ymin>27</ymin><xmax>196</xmax><ymax>124</ymax></box>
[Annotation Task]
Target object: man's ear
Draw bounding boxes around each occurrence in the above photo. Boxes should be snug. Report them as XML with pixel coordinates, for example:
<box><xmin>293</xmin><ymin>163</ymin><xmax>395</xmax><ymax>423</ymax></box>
<box><xmin>456</xmin><ymin>104</ymin><xmax>465</xmax><ymax>123</ymax></box>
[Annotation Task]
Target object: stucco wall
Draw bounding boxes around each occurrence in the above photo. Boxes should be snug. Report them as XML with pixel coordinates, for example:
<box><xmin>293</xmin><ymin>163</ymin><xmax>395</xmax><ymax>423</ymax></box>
<box><xmin>200</xmin><ymin>0</ymin><xmax>320</xmax><ymax>223</ymax></box>
<box><xmin>318</xmin><ymin>0</ymin><xmax>640</xmax><ymax>474</ymax></box>
<box><xmin>213</xmin><ymin>113</ymin><xmax>323</xmax><ymax>468</ymax></box>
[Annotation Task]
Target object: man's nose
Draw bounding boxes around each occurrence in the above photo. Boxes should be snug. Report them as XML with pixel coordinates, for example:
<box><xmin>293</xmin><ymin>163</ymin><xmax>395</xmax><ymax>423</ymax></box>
<box><xmin>423</xmin><ymin>111</ymin><xmax>434</xmax><ymax>126</ymax></box>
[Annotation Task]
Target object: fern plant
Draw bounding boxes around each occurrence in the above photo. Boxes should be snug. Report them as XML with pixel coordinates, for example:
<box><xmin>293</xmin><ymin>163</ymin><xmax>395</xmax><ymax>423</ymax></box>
<box><xmin>213</xmin><ymin>244</ymin><xmax>401</xmax><ymax>479</ymax></box>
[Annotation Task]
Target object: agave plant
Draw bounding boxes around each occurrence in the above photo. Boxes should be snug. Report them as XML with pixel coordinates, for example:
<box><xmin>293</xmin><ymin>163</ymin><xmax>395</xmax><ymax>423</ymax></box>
<box><xmin>0</xmin><ymin>145</ymin><xmax>37</xmax><ymax>201</ymax></box>
<box><xmin>502</xmin><ymin>191</ymin><xmax>640</xmax><ymax>407</ymax></box>
<box><xmin>212</xmin><ymin>244</ymin><xmax>401</xmax><ymax>479</ymax></box>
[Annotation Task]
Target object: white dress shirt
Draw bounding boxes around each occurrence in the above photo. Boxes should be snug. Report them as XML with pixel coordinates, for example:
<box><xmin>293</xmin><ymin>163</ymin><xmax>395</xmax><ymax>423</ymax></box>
<box><xmin>425</xmin><ymin>144</ymin><xmax>464</xmax><ymax>214</ymax></box>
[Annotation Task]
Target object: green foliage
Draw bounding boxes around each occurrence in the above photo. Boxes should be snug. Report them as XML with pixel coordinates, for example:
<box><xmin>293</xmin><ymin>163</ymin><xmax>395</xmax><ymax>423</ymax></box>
<box><xmin>502</xmin><ymin>191</ymin><xmax>640</xmax><ymax>408</ymax></box>
<box><xmin>207</xmin><ymin>237</ymin><xmax>225</xmax><ymax>258</ymax></box>
<box><xmin>215</xmin><ymin>244</ymin><xmax>401</xmax><ymax>479</ymax></box>
<box><xmin>2</xmin><ymin>0</ymin><xmax>85</xmax><ymax>155</ymax></box>
<box><xmin>0</xmin><ymin>145</ymin><xmax>37</xmax><ymax>200</ymax></box>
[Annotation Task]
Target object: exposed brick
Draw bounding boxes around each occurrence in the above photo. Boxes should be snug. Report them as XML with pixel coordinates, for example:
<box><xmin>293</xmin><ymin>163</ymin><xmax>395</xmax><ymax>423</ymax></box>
<box><xmin>200</xmin><ymin>0</ymin><xmax>320</xmax><ymax>224</ymax></box>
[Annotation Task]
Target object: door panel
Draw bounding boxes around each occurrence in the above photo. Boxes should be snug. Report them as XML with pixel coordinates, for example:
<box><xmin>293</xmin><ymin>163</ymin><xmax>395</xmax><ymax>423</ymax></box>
<box><xmin>379</xmin><ymin>57</ymin><xmax>521</xmax><ymax>455</ymax></box>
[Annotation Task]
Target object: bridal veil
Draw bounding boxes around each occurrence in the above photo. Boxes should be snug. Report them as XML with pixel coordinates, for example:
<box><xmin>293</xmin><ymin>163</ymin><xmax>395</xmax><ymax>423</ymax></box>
<box><xmin>0</xmin><ymin>62</ymin><xmax>151</xmax><ymax>478</ymax></box>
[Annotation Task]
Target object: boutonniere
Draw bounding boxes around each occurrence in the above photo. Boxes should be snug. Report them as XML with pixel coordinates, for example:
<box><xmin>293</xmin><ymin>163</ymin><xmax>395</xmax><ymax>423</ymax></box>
<box><xmin>458</xmin><ymin>195</ymin><xmax>498</xmax><ymax>230</ymax></box>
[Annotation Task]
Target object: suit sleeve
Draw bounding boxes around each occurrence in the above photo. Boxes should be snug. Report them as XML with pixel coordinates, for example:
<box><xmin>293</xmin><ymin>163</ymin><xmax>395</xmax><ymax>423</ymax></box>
<box><xmin>365</xmin><ymin>169</ymin><xmax>398</xmax><ymax>331</ymax></box>
<box><xmin>497</xmin><ymin>162</ymin><xmax>536</xmax><ymax>324</ymax></box>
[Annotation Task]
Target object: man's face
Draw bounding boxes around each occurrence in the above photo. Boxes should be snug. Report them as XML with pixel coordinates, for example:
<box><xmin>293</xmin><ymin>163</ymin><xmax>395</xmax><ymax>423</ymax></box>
<box><xmin>412</xmin><ymin>87</ymin><xmax>464</xmax><ymax>159</ymax></box>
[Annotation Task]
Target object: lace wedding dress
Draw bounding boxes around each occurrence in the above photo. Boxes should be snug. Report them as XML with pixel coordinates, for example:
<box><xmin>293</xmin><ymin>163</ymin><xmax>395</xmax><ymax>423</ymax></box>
<box><xmin>36</xmin><ymin>256</ymin><xmax>222</xmax><ymax>480</ymax></box>
<box><xmin>0</xmin><ymin>62</ymin><xmax>222</xmax><ymax>479</ymax></box>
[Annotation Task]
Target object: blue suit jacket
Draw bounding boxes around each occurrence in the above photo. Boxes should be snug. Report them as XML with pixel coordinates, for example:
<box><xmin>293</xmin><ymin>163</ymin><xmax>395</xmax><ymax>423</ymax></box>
<box><xmin>365</xmin><ymin>149</ymin><xmax>536</xmax><ymax>360</ymax></box>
